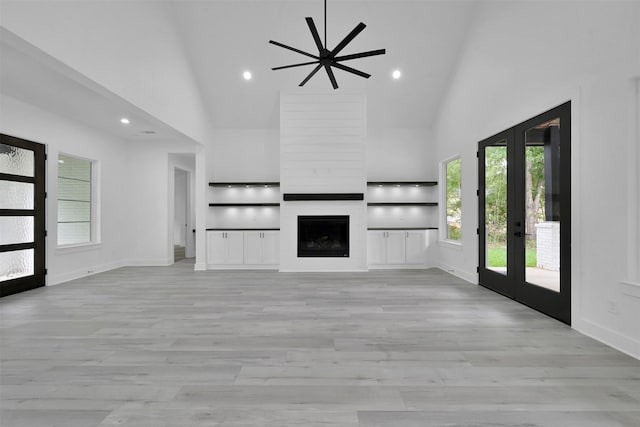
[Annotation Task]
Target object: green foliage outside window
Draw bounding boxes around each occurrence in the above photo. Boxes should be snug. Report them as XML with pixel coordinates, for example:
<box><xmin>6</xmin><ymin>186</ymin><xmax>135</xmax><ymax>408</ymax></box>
<box><xmin>446</xmin><ymin>158</ymin><xmax>462</xmax><ymax>241</ymax></box>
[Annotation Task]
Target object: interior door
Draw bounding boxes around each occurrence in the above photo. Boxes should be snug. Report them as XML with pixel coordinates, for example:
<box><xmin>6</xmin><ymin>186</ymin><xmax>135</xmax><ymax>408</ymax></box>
<box><xmin>478</xmin><ymin>102</ymin><xmax>571</xmax><ymax>324</ymax></box>
<box><xmin>1</xmin><ymin>134</ymin><xmax>46</xmax><ymax>297</ymax></box>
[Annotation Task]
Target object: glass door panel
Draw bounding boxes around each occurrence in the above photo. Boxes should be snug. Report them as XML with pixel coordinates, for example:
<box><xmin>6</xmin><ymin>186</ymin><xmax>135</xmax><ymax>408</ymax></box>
<box><xmin>0</xmin><ymin>143</ymin><xmax>35</xmax><ymax>176</ymax></box>
<box><xmin>0</xmin><ymin>249</ymin><xmax>35</xmax><ymax>281</ymax></box>
<box><xmin>484</xmin><ymin>143</ymin><xmax>509</xmax><ymax>275</ymax></box>
<box><xmin>0</xmin><ymin>217</ymin><xmax>35</xmax><ymax>245</ymax></box>
<box><xmin>0</xmin><ymin>180</ymin><xmax>34</xmax><ymax>209</ymax></box>
<box><xmin>0</xmin><ymin>134</ymin><xmax>46</xmax><ymax>298</ymax></box>
<box><xmin>524</xmin><ymin>118</ymin><xmax>561</xmax><ymax>292</ymax></box>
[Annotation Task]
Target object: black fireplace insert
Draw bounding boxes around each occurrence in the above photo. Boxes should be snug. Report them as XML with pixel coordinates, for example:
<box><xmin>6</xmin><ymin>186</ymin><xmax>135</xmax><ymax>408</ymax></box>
<box><xmin>297</xmin><ymin>215</ymin><xmax>349</xmax><ymax>257</ymax></box>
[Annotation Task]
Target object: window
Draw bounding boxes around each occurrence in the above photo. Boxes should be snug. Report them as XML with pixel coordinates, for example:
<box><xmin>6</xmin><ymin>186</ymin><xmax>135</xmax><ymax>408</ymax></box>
<box><xmin>57</xmin><ymin>154</ymin><xmax>95</xmax><ymax>246</ymax></box>
<box><xmin>443</xmin><ymin>156</ymin><xmax>462</xmax><ymax>242</ymax></box>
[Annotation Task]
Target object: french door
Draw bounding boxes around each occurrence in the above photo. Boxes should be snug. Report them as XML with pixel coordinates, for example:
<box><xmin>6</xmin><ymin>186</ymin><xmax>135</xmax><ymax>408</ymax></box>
<box><xmin>478</xmin><ymin>102</ymin><xmax>571</xmax><ymax>324</ymax></box>
<box><xmin>0</xmin><ymin>134</ymin><xmax>46</xmax><ymax>297</ymax></box>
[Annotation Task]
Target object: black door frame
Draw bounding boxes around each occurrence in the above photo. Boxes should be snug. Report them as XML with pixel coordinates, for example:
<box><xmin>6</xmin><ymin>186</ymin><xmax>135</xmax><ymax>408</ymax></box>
<box><xmin>0</xmin><ymin>134</ymin><xmax>46</xmax><ymax>297</ymax></box>
<box><xmin>478</xmin><ymin>102</ymin><xmax>571</xmax><ymax>324</ymax></box>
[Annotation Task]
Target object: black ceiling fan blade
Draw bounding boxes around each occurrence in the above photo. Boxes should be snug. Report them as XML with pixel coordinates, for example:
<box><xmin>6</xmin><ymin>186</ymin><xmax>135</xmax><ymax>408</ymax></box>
<box><xmin>329</xmin><ymin>22</ymin><xmax>366</xmax><ymax>57</ymax></box>
<box><xmin>269</xmin><ymin>40</ymin><xmax>318</xmax><ymax>60</ymax></box>
<box><xmin>305</xmin><ymin>17</ymin><xmax>324</xmax><ymax>52</ymax></box>
<box><xmin>331</xmin><ymin>62</ymin><xmax>371</xmax><ymax>79</ymax></box>
<box><xmin>324</xmin><ymin>65</ymin><xmax>339</xmax><ymax>89</ymax></box>
<box><xmin>272</xmin><ymin>60</ymin><xmax>320</xmax><ymax>71</ymax></box>
<box><xmin>334</xmin><ymin>49</ymin><xmax>386</xmax><ymax>62</ymax></box>
<box><xmin>299</xmin><ymin>64</ymin><xmax>323</xmax><ymax>86</ymax></box>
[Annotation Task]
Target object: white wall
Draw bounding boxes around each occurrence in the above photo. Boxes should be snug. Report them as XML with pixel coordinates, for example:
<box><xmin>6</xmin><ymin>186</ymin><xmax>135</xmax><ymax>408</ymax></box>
<box><xmin>0</xmin><ymin>95</ymin><xmax>129</xmax><ymax>284</ymax></box>
<box><xmin>0</xmin><ymin>0</ymin><xmax>211</xmax><ymax>144</ymax></box>
<box><xmin>1</xmin><ymin>95</ymin><xmax>200</xmax><ymax>280</ymax></box>
<box><xmin>125</xmin><ymin>140</ymin><xmax>198</xmax><ymax>266</ymax></box>
<box><xmin>367</xmin><ymin>127</ymin><xmax>435</xmax><ymax>180</ymax></box>
<box><xmin>433</xmin><ymin>0</ymin><xmax>640</xmax><ymax>357</ymax></box>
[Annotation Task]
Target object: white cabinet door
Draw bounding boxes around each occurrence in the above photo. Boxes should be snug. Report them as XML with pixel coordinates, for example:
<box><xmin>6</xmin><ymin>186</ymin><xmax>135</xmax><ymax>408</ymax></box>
<box><xmin>226</xmin><ymin>231</ymin><xmax>245</xmax><ymax>264</ymax></box>
<box><xmin>385</xmin><ymin>231</ymin><xmax>406</xmax><ymax>264</ymax></box>
<box><xmin>262</xmin><ymin>231</ymin><xmax>280</xmax><ymax>265</ymax></box>
<box><xmin>243</xmin><ymin>231</ymin><xmax>263</xmax><ymax>264</ymax></box>
<box><xmin>367</xmin><ymin>231</ymin><xmax>387</xmax><ymax>265</ymax></box>
<box><xmin>405</xmin><ymin>230</ymin><xmax>426</xmax><ymax>265</ymax></box>
<box><xmin>207</xmin><ymin>231</ymin><xmax>227</xmax><ymax>264</ymax></box>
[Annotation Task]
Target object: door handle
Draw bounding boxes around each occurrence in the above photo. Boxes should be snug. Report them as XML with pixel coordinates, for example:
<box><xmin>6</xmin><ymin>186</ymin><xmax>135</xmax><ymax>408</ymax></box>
<box><xmin>514</xmin><ymin>231</ymin><xmax>523</xmax><ymax>237</ymax></box>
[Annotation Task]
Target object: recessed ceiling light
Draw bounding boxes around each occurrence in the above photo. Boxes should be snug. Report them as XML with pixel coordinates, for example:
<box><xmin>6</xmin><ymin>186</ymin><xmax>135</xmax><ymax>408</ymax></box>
<box><xmin>392</xmin><ymin>70</ymin><xmax>402</xmax><ymax>80</ymax></box>
<box><xmin>120</xmin><ymin>118</ymin><xmax>130</xmax><ymax>124</ymax></box>
<box><xmin>243</xmin><ymin>71</ymin><xmax>252</xmax><ymax>80</ymax></box>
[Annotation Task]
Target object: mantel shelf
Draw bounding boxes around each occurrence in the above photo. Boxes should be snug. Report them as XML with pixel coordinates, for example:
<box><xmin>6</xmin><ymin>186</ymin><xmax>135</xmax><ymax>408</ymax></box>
<box><xmin>368</xmin><ymin>227</ymin><xmax>438</xmax><ymax>230</ymax></box>
<box><xmin>367</xmin><ymin>202</ymin><xmax>438</xmax><ymax>206</ymax></box>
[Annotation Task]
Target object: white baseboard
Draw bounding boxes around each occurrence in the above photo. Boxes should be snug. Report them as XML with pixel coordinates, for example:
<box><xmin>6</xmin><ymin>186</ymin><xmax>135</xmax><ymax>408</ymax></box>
<box><xmin>194</xmin><ymin>262</ymin><xmax>207</xmax><ymax>271</ymax></box>
<box><xmin>437</xmin><ymin>262</ymin><xmax>477</xmax><ymax>284</ymax></box>
<box><xmin>47</xmin><ymin>260</ymin><xmax>126</xmax><ymax>286</ymax></box>
<box><xmin>574</xmin><ymin>318</ymin><xmax>640</xmax><ymax>360</ymax></box>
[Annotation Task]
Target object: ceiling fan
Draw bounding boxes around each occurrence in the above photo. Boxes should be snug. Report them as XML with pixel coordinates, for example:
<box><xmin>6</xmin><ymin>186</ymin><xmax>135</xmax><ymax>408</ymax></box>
<box><xmin>269</xmin><ymin>0</ymin><xmax>385</xmax><ymax>89</ymax></box>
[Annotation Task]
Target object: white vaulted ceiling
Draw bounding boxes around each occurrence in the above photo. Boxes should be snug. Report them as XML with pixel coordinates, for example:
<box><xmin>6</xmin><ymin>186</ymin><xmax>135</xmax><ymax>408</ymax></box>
<box><xmin>0</xmin><ymin>0</ymin><xmax>479</xmax><ymax>138</ymax></box>
<box><xmin>169</xmin><ymin>0</ymin><xmax>478</xmax><ymax>128</ymax></box>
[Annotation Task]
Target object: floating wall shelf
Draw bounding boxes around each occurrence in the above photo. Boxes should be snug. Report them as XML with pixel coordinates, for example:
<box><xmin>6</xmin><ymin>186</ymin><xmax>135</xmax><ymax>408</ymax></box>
<box><xmin>367</xmin><ymin>181</ymin><xmax>437</xmax><ymax>187</ymax></box>
<box><xmin>368</xmin><ymin>202</ymin><xmax>438</xmax><ymax>207</ymax></box>
<box><xmin>209</xmin><ymin>203</ymin><xmax>280</xmax><ymax>207</ymax></box>
<box><xmin>368</xmin><ymin>227</ymin><xmax>438</xmax><ymax>230</ymax></box>
<box><xmin>209</xmin><ymin>182</ymin><xmax>280</xmax><ymax>187</ymax></box>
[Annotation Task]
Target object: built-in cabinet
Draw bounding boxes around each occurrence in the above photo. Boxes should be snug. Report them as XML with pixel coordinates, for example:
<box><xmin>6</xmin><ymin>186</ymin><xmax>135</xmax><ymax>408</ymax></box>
<box><xmin>206</xmin><ymin>230</ymin><xmax>279</xmax><ymax>268</ymax></box>
<box><xmin>205</xmin><ymin>180</ymin><xmax>438</xmax><ymax>269</ymax></box>
<box><xmin>367</xmin><ymin>229</ymin><xmax>427</xmax><ymax>266</ymax></box>
<box><xmin>243</xmin><ymin>230</ymin><xmax>279</xmax><ymax>265</ymax></box>
<box><xmin>207</xmin><ymin>182</ymin><xmax>280</xmax><ymax>269</ymax></box>
<box><xmin>366</xmin><ymin>181</ymin><xmax>437</xmax><ymax>268</ymax></box>
<box><xmin>206</xmin><ymin>230</ymin><xmax>244</xmax><ymax>265</ymax></box>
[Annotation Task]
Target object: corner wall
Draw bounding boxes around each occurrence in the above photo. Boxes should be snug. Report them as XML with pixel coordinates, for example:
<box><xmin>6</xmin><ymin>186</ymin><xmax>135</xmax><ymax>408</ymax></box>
<box><xmin>433</xmin><ymin>0</ymin><xmax>640</xmax><ymax>357</ymax></box>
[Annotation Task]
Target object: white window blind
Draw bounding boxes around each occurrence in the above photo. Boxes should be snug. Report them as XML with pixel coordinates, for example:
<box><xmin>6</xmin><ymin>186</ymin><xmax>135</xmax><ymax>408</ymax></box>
<box><xmin>57</xmin><ymin>154</ymin><xmax>92</xmax><ymax>245</ymax></box>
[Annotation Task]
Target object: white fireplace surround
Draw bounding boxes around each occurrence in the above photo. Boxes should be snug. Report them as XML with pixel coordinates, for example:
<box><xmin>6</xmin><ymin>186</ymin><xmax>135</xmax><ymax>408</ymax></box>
<box><xmin>279</xmin><ymin>201</ymin><xmax>367</xmax><ymax>272</ymax></box>
<box><xmin>279</xmin><ymin>91</ymin><xmax>367</xmax><ymax>271</ymax></box>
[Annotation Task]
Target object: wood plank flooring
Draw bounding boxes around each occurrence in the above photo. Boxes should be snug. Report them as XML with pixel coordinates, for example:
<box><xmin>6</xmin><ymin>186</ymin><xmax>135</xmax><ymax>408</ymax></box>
<box><xmin>1</xmin><ymin>261</ymin><xmax>639</xmax><ymax>426</ymax></box>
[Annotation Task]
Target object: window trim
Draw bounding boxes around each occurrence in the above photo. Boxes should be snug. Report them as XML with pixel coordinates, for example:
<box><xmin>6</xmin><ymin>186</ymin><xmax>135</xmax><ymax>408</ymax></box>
<box><xmin>440</xmin><ymin>154</ymin><xmax>463</xmax><ymax>246</ymax></box>
<box><xmin>56</xmin><ymin>153</ymin><xmax>100</xmax><ymax>248</ymax></box>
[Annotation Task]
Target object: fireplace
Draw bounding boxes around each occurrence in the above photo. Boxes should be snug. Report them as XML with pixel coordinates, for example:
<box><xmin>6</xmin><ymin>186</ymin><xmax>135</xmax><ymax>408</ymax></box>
<box><xmin>297</xmin><ymin>216</ymin><xmax>349</xmax><ymax>257</ymax></box>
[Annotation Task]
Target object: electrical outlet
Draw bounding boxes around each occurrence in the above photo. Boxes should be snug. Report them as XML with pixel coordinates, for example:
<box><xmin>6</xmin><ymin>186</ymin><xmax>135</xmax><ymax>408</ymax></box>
<box><xmin>608</xmin><ymin>300</ymin><xmax>618</xmax><ymax>314</ymax></box>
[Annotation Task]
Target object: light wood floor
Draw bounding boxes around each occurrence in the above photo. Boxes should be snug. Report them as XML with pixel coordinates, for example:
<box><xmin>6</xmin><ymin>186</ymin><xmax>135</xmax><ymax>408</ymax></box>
<box><xmin>1</xmin><ymin>261</ymin><xmax>639</xmax><ymax>426</ymax></box>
